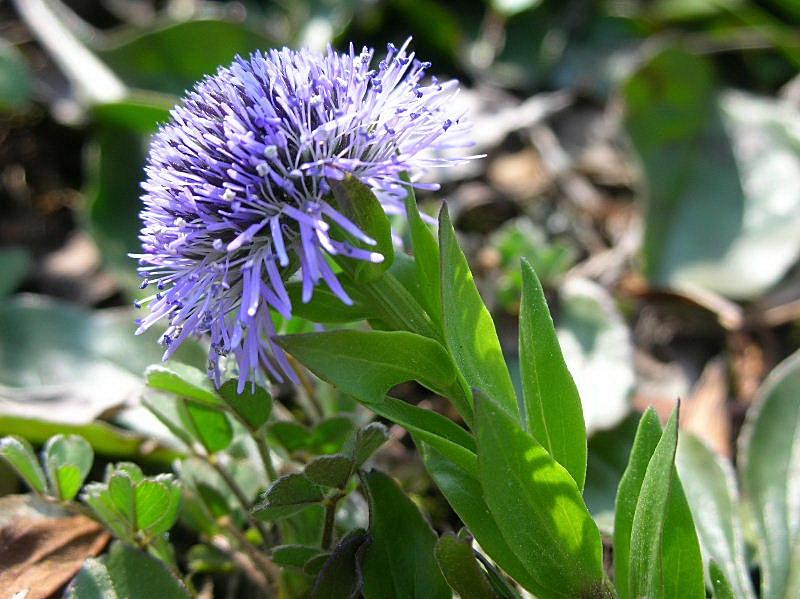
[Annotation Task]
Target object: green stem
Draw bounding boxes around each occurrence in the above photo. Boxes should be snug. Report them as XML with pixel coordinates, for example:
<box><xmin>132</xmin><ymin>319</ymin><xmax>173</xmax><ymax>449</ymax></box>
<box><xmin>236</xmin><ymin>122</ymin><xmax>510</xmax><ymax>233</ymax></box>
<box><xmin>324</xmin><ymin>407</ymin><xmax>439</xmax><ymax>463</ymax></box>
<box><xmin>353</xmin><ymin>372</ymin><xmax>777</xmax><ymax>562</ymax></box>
<box><xmin>207</xmin><ymin>453</ymin><xmax>273</xmax><ymax>545</ymax></box>
<box><xmin>320</xmin><ymin>492</ymin><xmax>344</xmax><ymax>550</ymax></box>
<box><xmin>254</xmin><ymin>433</ymin><xmax>278</xmax><ymax>483</ymax></box>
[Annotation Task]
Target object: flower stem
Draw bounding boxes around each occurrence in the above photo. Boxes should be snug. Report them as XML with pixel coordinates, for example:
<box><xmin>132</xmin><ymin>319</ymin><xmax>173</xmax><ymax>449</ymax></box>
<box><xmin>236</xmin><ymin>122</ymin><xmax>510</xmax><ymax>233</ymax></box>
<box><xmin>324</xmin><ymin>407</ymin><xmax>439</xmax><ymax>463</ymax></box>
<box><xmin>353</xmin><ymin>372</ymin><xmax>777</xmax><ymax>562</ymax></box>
<box><xmin>320</xmin><ymin>492</ymin><xmax>344</xmax><ymax>550</ymax></box>
<box><xmin>207</xmin><ymin>453</ymin><xmax>273</xmax><ymax>545</ymax></box>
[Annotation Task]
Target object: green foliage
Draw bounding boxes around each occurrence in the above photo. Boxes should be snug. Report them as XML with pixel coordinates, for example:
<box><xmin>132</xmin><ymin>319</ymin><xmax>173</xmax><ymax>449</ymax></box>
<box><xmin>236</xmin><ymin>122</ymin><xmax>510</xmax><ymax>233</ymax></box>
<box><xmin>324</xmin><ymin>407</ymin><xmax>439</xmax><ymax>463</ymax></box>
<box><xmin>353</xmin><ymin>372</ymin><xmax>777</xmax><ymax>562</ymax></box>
<box><xmin>65</xmin><ymin>541</ymin><xmax>190</xmax><ymax>599</ymax></box>
<box><xmin>0</xmin><ymin>38</ymin><xmax>31</xmax><ymax>111</ymax></box>
<box><xmin>330</xmin><ymin>175</ymin><xmax>395</xmax><ymax>282</ymax></box>
<box><xmin>626</xmin><ymin>408</ymin><xmax>704</xmax><ymax>599</ymax></box>
<box><xmin>435</xmin><ymin>534</ymin><xmax>499</xmax><ymax>599</ymax></box>
<box><xmin>0</xmin><ymin>435</ymin><xmax>47</xmax><ymax>494</ymax></box>
<box><xmin>677</xmin><ymin>435</ymin><xmax>755</xmax><ymax>599</ymax></box>
<box><xmin>739</xmin><ymin>350</ymin><xmax>800</xmax><ymax>599</ymax></box>
<box><xmin>474</xmin><ymin>392</ymin><xmax>606</xmax><ymax>598</ymax></box>
<box><xmin>277</xmin><ymin>329</ymin><xmax>467</xmax><ymax>414</ymax></box>
<box><xmin>439</xmin><ymin>205</ymin><xmax>517</xmax><ymax>418</ymax></box>
<box><xmin>518</xmin><ymin>259</ymin><xmax>586</xmax><ymax>490</ymax></box>
<box><xmin>43</xmin><ymin>434</ymin><xmax>94</xmax><ymax>501</ymax></box>
<box><xmin>309</xmin><ymin>530</ymin><xmax>370</xmax><ymax>598</ymax></box>
<box><xmin>359</xmin><ymin>470</ymin><xmax>450</xmax><ymax>599</ymax></box>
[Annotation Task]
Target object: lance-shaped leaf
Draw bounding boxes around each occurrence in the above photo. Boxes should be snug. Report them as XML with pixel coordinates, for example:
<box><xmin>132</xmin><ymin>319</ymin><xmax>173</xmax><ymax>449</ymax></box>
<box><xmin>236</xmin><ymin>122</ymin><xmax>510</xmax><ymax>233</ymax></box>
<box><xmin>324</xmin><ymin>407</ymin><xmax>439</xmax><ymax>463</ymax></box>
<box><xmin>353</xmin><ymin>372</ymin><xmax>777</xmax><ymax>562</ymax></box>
<box><xmin>277</xmin><ymin>329</ymin><xmax>469</xmax><ymax>418</ymax></box>
<box><xmin>419</xmin><ymin>441</ymin><xmax>540</xmax><ymax>593</ymax></box>
<box><xmin>475</xmin><ymin>392</ymin><xmax>606</xmax><ymax>598</ymax></box>
<box><xmin>518</xmin><ymin>259</ymin><xmax>586</xmax><ymax>490</ymax></box>
<box><xmin>739</xmin><ymin>349</ymin><xmax>800</xmax><ymax>599</ymax></box>
<box><xmin>145</xmin><ymin>363</ymin><xmax>220</xmax><ymax>405</ymax></box>
<box><xmin>439</xmin><ymin>205</ymin><xmax>517</xmax><ymax>418</ymax></box>
<box><xmin>677</xmin><ymin>435</ymin><xmax>756</xmax><ymax>599</ymax></box>
<box><xmin>330</xmin><ymin>175</ymin><xmax>394</xmax><ymax>283</ymax></box>
<box><xmin>404</xmin><ymin>186</ymin><xmax>442</xmax><ymax>326</ymax></box>
<box><xmin>435</xmin><ymin>534</ymin><xmax>499</xmax><ymax>599</ymax></box>
<box><xmin>628</xmin><ymin>407</ymin><xmax>704</xmax><ymax>599</ymax></box>
<box><xmin>311</xmin><ymin>529</ymin><xmax>370</xmax><ymax>599</ymax></box>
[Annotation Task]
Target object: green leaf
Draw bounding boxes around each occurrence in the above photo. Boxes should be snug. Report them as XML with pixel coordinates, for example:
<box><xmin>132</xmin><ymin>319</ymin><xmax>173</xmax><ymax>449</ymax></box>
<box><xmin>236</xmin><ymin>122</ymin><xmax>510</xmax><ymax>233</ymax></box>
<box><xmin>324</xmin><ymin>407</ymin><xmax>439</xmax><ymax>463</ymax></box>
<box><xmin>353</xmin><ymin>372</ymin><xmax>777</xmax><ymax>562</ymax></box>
<box><xmin>614</xmin><ymin>408</ymin><xmax>663</xmax><ymax>599</ymax></box>
<box><xmin>97</xmin><ymin>20</ymin><xmax>275</xmax><ymax>96</ymax></box>
<box><xmin>253</xmin><ymin>473</ymin><xmax>324</xmax><ymax>521</ymax></box>
<box><xmin>360</xmin><ymin>470</ymin><xmax>450</xmax><ymax>599</ymax></box>
<box><xmin>0</xmin><ymin>38</ymin><xmax>31</xmax><ymax>111</ymax></box>
<box><xmin>277</xmin><ymin>330</ymin><xmax>468</xmax><ymax>416</ymax></box>
<box><xmin>310</xmin><ymin>529</ymin><xmax>370</xmax><ymax>599</ymax></box>
<box><xmin>219</xmin><ymin>380</ymin><xmax>272</xmax><ymax>431</ymax></box>
<box><xmin>0</xmin><ymin>296</ymin><xmax>205</xmax><ymax>411</ymax></box>
<box><xmin>272</xmin><ymin>544</ymin><xmax>326</xmax><ymax>569</ymax></box>
<box><xmin>709</xmin><ymin>560</ymin><xmax>737</xmax><ymax>599</ymax></box>
<box><xmin>404</xmin><ymin>187</ymin><xmax>442</xmax><ymax>326</ymax></box>
<box><xmin>419</xmin><ymin>442</ymin><xmax>540</xmax><ymax>593</ymax></box>
<box><xmin>0</xmin><ymin>247</ymin><xmax>30</xmax><ymax>298</ymax></box>
<box><xmin>43</xmin><ymin>434</ymin><xmax>94</xmax><ymax>501</ymax></box>
<box><xmin>135</xmin><ymin>475</ymin><xmax>181</xmax><ymax>534</ymax></box>
<box><xmin>739</xmin><ymin>349</ymin><xmax>800</xmax><ymax>599</ymax></box>
<box><xmin>91</xmin><ymin>94</ymin><xmax>173</xmax><ymax>134</ymax></box>
<box><xmin>628</xmin><ymin>407</ymin><xmax>704</xmax><ymax>599</ymax></box>
<box><xmin>368</xmin><ymin>395</ymin><xmax>476</xmax><ymax>458</ymax></box>
<box><xmin>330</xmin><ymin>175</ymin><xmax>394</xmax><ymax>282</ymax></box>
<box><xmin>65</xmin><ymin>541</ymin><xmax>190</xmax><ymax>599</ymax></box>
<box><xmin>518</xmin><ymin>259</ymin><xmax>586</xmax><ymax>490</ymax></box>
<box><xmin>145</xmin><ymin>363</ymin><xmax>220</xmax><ymax>405</ymax></box>
<box><xmin>677</xmin><ymin>435</ymin><xmax>756</xmax><ymax>599</ymax></box>
<box><xmin>177</xmin><ymin>399</ymin><xmax>233</xmax><ymax>453</ymax></box>
<box><xmin>286</xmin><ymin>281</ymin><xmax>372</xmax><ymax>323</ymax></box>
<box><xmin>350</xmin><ymin>422</ymin><xmax>389</xmax><ymax>466</ymax></box>
<box><xmin>0</xmin><ymin>436</ymin><xmax>47</xmax><ymax>493</ymax></box>
<box><xmin>626</xmin><ymin>49</ymin><xmax>800</xmax><ymax>299</ymax></box>
<box><xmin>474</xmin><ymin>391</ymin><xmax>605</xmax><ymax>598</ymax></box>
<box><xmin>304</xmin><ymin>454</ymin><xmax>354</xmax><ymax>488</ymax></box>
<box><xmin>84</xmin><ymin>125</ymin><xmax>149</xmax><ymax>295</ymax></box>
<box><xmin>0</xmin><ymin>416</ymin><xmax>179</xmax><ymax>468</ymax></box>
<box><xmin>269</xmin><ymin>421</ymin><xmax>313</xmax><ymax>454</ymax></box>
<box><xmin>312</xmin><ymin>417</ymin><xmax>356</xmax><ymax>455</ymax></box>
<box><xmin>435</xmin><ymin>534</ymin><xmax>499</xmax><ymax>599</ymax></box>
<box><xmin>439</xmin><ymin>205</ymin><xmax>517</xmax><ymax>417</ymax></box>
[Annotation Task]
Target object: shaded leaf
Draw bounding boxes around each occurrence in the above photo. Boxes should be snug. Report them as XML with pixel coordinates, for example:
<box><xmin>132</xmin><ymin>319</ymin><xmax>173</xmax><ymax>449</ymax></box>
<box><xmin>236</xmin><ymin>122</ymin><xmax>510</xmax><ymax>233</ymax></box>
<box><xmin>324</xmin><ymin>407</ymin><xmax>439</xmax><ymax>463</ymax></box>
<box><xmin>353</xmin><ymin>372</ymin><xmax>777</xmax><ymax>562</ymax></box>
<box><xmin>330</xmin><ymin>175</ymin><xmax>394</xmax><ymax>282</ymax></box>
<box><xmin>360</xmin><ymin>470</ymin><xmax>450</xmax><ymax>599</ymax></box>
<box><xmin>272</xmin><ymin>544</ymin><xmax>326</xmax><ymax>569</ymax></box>
<box><xmin>311</xmin><ymin>529</ymin><xmax>370</xmax><ymax>599</ymax></box>
<box><xmin>253</xmin><ymin>473</ymin><xmax>324</xmax><ymax>521</ymax></box>
<box><xmin>677</xmin><ymin>435</ymin><xmax>756</xmax><ymax>599</ymax></box>
<box><xmin>65</xmin><ymin>541</ymin><xmax>190</xmax><ymax>599</ymax></box>
<box><xmin>219</xmin><ymin>379</ymin><xmax>272</xmax><ymax>431</ymax></box>
<box><xmin>419</xmin><ymin>441</ymin><xmax>540</xmax><ymax>593</ymax></box>
<box><xmin>435</xmin><ymin>534</ymin><xmax>499</xmax><ymax>599</ymax></box>
<box><xmin>177</xmin><ymin>399</ymin><xmax>233</xmax><ymax>453</ymax></box>
<box><xmin>305</xmin><ymin>454</ymin><xmax>354</xmax><ymax>488</ymax></box>
<box><xmin>739</xmin><ymin>350</ymin><xmax>800</xmax><ymax>599</ymax></box>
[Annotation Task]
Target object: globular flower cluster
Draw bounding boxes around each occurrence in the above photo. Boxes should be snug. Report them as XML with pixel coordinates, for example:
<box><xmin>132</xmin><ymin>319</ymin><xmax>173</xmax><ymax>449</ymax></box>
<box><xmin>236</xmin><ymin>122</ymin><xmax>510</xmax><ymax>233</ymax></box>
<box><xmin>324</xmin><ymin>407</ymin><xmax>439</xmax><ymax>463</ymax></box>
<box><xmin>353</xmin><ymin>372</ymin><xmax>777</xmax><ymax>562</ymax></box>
<box><xmin>134</xmin><ymin>40</ymin><xmax>471</xmax><ymax>391</ymax></box>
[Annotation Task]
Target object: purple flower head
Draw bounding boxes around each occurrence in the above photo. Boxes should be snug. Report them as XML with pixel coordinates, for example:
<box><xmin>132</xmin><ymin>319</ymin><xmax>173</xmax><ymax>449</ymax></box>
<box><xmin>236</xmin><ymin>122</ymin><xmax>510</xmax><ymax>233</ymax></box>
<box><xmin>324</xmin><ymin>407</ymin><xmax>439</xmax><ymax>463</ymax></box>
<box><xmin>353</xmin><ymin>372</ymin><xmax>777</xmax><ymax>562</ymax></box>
<box><xmin>134</xmin><ymin>39</ymin><xmax>473</xmax><ymax>391</ymax></box>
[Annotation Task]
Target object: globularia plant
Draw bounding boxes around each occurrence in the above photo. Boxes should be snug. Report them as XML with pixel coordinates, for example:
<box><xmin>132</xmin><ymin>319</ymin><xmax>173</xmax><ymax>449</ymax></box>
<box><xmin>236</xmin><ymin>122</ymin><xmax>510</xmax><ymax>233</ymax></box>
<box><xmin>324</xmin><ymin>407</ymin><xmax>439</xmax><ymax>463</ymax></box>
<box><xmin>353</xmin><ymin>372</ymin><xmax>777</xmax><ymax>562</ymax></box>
<box><xmin>4</xmin><ymin>39</ymin><xmax>794</xmax><ymax>599</ymax></box>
